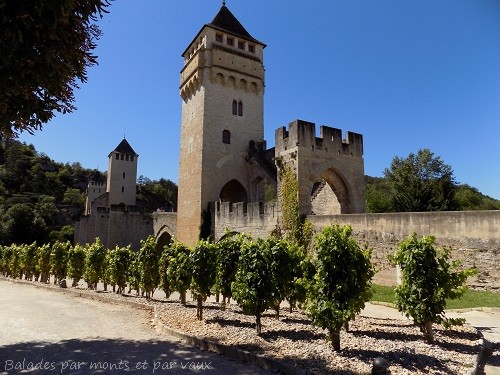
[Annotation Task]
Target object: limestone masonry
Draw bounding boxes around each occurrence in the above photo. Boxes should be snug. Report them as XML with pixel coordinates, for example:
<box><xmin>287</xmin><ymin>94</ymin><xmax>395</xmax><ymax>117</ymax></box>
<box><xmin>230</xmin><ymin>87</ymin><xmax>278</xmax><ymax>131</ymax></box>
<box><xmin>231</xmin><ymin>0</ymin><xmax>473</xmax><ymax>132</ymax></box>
<box><xmin>75</xmin><ymin>4</ymin><xmax>499</xmax><ymax>288</ymax></box>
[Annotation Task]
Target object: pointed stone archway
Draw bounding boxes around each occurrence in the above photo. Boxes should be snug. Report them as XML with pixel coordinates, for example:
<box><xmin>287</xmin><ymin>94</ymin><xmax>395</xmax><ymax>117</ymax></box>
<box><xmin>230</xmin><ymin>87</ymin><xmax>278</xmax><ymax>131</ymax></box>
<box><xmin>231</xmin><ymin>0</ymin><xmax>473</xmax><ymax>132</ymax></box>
<box><xmin>219</xmin><ymin>179</ymin><xmax>248</xmax><ymax>203</ymax></box>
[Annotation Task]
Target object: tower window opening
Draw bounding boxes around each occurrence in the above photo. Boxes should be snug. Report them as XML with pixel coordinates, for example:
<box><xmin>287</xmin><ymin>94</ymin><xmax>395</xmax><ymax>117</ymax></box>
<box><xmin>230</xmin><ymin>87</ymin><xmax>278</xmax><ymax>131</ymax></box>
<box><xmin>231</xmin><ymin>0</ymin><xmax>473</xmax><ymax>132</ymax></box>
<box><xmin>130</xmin><ymin>155</ymin><xmax>134</xmax><ymax>162</ymax></box>
<box><xmin>232</xmin><ymin>100</ymin><xmax>237</xmax><ymax>115</ymax></box>
<box><xmin>238</xmin><ymin>101</ymin><xmax>243</xmax><ymax>116</ymax></box>
<box><xmin>120</xmin><ymin>154</ymin><xmax>124</xmax><ymax>160</ymax></box>
<box><xmin>216</xmin><ymin>33</ymin><xmax>223</xmax><ymax>42</ymax></box>
<box><xmin>248</xmin><ymin>44</ymin><xmax>255</xmax><ymax>53</ymax></box>
<box><xmin>121</xmin><ymin>186</ymin><xmax>125</xmax><ymax>193</ymax></box>
<box><xmin>123</xmin><ymin>172</ymin><xmax>126</xmax><ymax>178</ymax></box>
<box><xmin>115</xmin><ymin>153</ymin><xmax>119</xmax><ymax>160</ymax></box>
<box><xmin>222</xmin><ymin>130</ymin><xmax>231</xmax><ymax>144</ymax></box>
<box><xmin>226</xmin><ymin>37</ymin><xmax>234</xmax><ymax>46</ymax></box>
<box><xmin>238</xmin><ymin>40</ymin><xmax>244</xmax><ymax>50</ymax></box>
<box><xmin>126</xmin><ymin>155</ymin><xmax>129</xmax><ymax>161</ymax></box>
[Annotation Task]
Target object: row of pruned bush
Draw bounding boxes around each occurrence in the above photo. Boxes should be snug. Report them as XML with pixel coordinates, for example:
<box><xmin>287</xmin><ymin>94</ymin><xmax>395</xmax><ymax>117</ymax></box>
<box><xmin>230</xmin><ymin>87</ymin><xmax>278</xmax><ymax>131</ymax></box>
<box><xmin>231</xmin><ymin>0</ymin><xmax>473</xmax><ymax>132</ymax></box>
<box><xmin>0</xmin><ymin>225</ymin><xmax>475</xmax><ymax>350</ymax></box>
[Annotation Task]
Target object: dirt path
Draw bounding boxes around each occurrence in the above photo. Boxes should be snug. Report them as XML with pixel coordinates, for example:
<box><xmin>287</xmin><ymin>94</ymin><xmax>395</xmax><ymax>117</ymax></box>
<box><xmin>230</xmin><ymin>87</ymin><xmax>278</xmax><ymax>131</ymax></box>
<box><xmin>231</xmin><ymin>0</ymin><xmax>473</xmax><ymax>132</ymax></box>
<box><xmin>0</xmin><ymin>279</ymin><xmax>273</xmax><ymax>375</ymax></box>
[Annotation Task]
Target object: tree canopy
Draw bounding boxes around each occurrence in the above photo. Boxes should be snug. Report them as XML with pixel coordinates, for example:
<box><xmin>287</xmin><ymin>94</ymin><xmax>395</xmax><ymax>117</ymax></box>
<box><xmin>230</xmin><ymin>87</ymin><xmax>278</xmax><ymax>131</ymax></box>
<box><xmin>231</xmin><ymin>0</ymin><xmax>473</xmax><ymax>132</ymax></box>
<box><xmin>383</xmin><ymin>149</ymin><xmax>457</xmax><ymax>212</ymax></box>
<box><xmin>0</xmin><ymin>0</ymin><xmax>111</xmax><ymax>137</ymax></box>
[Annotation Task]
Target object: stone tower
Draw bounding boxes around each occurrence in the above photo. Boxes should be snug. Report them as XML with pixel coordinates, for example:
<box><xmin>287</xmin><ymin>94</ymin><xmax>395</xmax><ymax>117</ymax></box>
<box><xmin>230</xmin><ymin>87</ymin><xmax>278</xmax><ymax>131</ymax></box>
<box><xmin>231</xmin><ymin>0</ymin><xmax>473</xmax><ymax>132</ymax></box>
<box><xmin>106</xmin><ymin>138</ymin><xmax>138</xmax><ymax>206</ymax></box>
<box><xmin>177</xmin><ymin>4</ymin><xmax>266</xmax><ymax>245</ymax></box>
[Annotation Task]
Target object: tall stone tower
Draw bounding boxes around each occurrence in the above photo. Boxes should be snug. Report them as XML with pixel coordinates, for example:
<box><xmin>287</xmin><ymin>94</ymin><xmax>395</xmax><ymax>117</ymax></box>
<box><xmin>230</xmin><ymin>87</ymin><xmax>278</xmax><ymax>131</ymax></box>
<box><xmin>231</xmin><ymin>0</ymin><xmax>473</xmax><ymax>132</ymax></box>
<box><xmin>177</xmin><ymin>4</ymin><xmax>266</xmax><ymax>245</ymax></box>
<box><xmin>106</xmin><ymin>138</ymin><xmax>138</xmax><ymax>206</ymax></box>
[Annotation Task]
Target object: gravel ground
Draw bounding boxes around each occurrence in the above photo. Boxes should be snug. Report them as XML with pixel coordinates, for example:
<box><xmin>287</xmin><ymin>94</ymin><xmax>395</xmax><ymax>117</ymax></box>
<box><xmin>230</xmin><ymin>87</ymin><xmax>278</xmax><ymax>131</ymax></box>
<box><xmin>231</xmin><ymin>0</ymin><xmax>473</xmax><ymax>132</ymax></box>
<box><xmin>3</xmin><ymin>278</ymin><xmax>482</xmax><ymax>375</ymax></box>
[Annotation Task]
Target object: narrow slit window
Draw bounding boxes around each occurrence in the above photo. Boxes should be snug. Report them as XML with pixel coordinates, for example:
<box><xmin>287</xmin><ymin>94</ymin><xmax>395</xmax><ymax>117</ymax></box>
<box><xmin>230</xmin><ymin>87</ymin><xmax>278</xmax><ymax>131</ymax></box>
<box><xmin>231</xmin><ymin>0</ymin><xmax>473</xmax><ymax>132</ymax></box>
<box><xmin>121</xmin><ymin>186</ymin><xmax>125</xmax><ymax>193</ymax></box>
<box><xmin>238</xmin><ymin>101</ymin><xmax>243</xmax><ymax>116</ymax></box>
<box><xmin>222</xmin><ymin>130</ymin><xmax>231</xmax><ymax>144</ymax></box>
<box><xmin>232</xmin><ymin>100</ymin><xmax>237</xmax><ymax>115</ymax></box>
<box><xmin>123</xmin><ymin>172</ymin><xmax>126</xmax><ymax>178</ymax></box>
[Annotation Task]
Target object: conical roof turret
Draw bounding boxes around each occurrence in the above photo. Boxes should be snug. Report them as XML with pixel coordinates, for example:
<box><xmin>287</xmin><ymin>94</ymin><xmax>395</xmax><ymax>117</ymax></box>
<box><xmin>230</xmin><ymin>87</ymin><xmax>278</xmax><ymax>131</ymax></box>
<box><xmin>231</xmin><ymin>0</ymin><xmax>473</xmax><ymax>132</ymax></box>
<box><xmin>109</xmin><ymin>138</ymin><xmax>137</xmax><ymax>157</ymax></box>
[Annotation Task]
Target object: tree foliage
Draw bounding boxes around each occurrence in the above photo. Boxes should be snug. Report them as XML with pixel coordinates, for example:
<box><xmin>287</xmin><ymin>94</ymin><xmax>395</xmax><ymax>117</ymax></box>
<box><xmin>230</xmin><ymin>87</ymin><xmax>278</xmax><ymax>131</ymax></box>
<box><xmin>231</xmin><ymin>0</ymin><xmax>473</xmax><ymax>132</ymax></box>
<box><xmin>137</xmin><ymin>236</ymin><xmax>160</xmax><ymax>299</ymax></box>
<box><xmin>83</xmin><ymin>237</ymin><xmax>106</xmax><ymax>289</ymax></box>
<box><xmin>0</xmin><ymin>0</ymin><xmax>111</xmax><ymax>136</ymax></box>
<box><xmin>384</xmin><ymin>149</ymin><xmax>457</xmax><ymax>212</ymax></box>
<box><xmin>166</xmin><ymin>242</ymin><xmax>192</xmax><ymax>305</ymax></box>
<box><xmin>50</xmin><ymin>240</ymin><xmax>70</xmax><ymax>283</ymax></box>
<box><xmin>191</xmin><ymin>240</ymin><xmax>217</xmax><ymax>320</ymax></box>
<box><xmin>306</xmin><ymin>224</ymin><xmax>375</xmax><ymax>351</ymax></box>
<box><xmin>232</xmin><ymin>238</ymin><xmax>276</xmax><ymax>334</ymax></box>
<box><xmin>67</xmin><ymin>243</ymin><xmax>86</xmax><ymax>287</ymax></box>
<box><xmin>390</xmin><ymin>234</ymin><xmax>476</xmax><ymax>343</ymax></box>
<box><xmin>107</xmin><ymin>245</ymin><xmax>132</xmax><ymax>294</ymax></box>
<box><xmin>216</xmin><ymin>233</ymin><xmax>245</xmax><ymax>307</ymax></box>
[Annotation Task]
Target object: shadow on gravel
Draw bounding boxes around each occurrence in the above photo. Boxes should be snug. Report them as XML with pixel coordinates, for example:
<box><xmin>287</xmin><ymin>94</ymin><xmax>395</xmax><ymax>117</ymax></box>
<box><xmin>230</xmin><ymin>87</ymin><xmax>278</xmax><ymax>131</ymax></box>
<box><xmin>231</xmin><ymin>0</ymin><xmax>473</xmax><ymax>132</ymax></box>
<box><xmin>205</xmin><ymin>316</ymin><xmax>254</xmax><ymax>329</ymax></box>
<box><xmin>259</xmin><ymin>328</ymin><xmax>324</xmax><ymax>342</ymax></box>
<box><xmin>0</xmin><ymin>339</ymin><xmax>219</xmax><ymax>374</ymax></box>
<box><xmin>350</xmin><ymin>328</ymin><xmax>422</xmax><ymax>342</ymax></box>
<box><xmin>344</xmin><ymin>348</ymin><xmax>457</xmax><ymax>374</ymax></box>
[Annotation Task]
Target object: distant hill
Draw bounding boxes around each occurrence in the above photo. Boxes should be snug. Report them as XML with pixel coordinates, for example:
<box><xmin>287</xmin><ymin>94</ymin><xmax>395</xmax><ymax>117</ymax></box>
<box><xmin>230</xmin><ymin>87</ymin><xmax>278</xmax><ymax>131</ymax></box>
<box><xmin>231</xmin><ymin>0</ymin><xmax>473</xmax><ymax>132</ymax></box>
<box><xmin>365</xmin><ymin>175</ymin><xmax>500</xmax><ymax>213</ymax></box>
<box><xmin>0</xmin><ymin>138</ymin><xmax>177</xmax><ymax>246</ymax></box>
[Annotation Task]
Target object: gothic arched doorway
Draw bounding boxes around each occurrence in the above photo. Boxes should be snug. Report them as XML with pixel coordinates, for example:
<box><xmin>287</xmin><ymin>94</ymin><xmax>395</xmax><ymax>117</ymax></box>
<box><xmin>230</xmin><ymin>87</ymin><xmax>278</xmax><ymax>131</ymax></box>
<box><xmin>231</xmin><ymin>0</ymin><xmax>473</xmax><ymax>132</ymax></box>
<box><xmin>220</xmin><ymin>179</ymin><xmax>248</xmax><ymax>203</ymax></box>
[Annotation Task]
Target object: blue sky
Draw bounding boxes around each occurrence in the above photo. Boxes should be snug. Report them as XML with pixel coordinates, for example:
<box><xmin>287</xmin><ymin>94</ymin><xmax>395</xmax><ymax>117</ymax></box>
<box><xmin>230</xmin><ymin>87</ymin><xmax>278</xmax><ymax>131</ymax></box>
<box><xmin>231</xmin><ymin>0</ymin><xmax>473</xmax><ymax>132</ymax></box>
<box><xmin>19</xmin><ymin>0</ymin><xmax>500</xmax><ymax>199</ymax></box>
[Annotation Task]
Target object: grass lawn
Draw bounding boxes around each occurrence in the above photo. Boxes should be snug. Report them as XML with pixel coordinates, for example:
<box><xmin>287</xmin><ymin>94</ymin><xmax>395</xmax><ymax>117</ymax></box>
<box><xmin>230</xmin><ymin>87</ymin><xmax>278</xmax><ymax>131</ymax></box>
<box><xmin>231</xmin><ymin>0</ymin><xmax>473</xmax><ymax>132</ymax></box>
<box><xmin>370</xmin><ymin>284</ymin><xmax>500</xmax><ymax>309</ymax></box>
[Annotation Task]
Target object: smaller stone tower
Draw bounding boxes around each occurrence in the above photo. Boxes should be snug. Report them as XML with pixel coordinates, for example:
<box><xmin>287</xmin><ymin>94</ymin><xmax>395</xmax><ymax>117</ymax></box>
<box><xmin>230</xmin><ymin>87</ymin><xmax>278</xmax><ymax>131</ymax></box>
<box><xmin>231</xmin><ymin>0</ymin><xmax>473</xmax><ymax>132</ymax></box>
<box><xmin>106</xmin><ymin>139</ymin><xmax>138</xmax><ymax>206</ymax></box>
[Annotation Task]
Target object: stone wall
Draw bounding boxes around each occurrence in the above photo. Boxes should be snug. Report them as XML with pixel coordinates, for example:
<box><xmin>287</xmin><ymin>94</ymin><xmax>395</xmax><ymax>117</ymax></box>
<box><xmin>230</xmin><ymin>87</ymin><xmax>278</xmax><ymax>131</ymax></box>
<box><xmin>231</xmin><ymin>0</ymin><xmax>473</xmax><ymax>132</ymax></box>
<box><xmin>214</xmin><ymin>201</ymin><xmax>278</xmax><ymax>241</ymax></box>
<box><xmin>75</xmin><ymin>208</ymin><xmax>153</xmax><ymax>250</ymax></box>
<box><xmin>308</xmin><ymin>211</ymin><xmax>500</xmax><ymax>290</ymax></box>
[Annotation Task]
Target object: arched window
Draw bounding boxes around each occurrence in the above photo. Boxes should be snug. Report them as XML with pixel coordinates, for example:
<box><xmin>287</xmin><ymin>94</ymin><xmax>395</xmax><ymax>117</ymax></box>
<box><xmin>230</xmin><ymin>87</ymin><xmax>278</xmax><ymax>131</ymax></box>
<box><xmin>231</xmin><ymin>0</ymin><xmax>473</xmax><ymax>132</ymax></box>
<box><xmin>232</xmin><ymin>100</ymin><xmax>237</xmax><ymax>115</ymax></box>
<box><xmin>222</xmin><ymin>130</ymin><xmax>231</xmax><ymax>144</ymax></box>
<box><xmin>122</xmin><ymin>172</ymin><xmax>126</xmax><ymax>178</ymax></box>
<box><xmin>238</xmin><ymin>101</ymin><xmax>243</xmax><ymax>116</ymax></box>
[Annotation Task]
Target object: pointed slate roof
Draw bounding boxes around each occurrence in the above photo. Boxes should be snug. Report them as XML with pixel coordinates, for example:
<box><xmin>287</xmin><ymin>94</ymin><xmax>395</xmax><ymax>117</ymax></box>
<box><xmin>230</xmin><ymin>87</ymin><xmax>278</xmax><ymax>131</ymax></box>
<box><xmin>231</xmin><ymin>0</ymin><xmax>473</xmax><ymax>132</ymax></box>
<box><xmin>182</xmin><ymin>5</ymin><xmax>264</xmax><ymax>56</ymax></box>
<box><xmin>209</xmin><ymin>5</ymin><xmax>260</xmax><ymax>44</ymax></box>
<box><xmin>110</xmin><ymin>138</ymin><xmax>137</xmax><ymax>157</ymax></box>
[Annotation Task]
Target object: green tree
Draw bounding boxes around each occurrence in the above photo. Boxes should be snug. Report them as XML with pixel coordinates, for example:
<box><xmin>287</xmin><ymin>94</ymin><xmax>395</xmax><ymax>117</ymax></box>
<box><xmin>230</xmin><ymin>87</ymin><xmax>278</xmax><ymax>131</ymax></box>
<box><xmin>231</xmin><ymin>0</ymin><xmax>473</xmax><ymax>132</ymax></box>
<box><xmin>50</xmin><ymin>241</ymin><xmax>70</xmax><ymax>284</ymax></box>
<box><xmin>107</xmin><ymin>245</ymin><xmax>132</xmax><ymax>294</ymax></box>
<box><xmin>20</xmin><ymin>242</ymin><xmax>38</xmax><ymax>281</ymax></box>
<box><xmin>232</xmin><ymin>238</ymin><xmax>276</xmax><ymax>334</ymax></box>
<box><xmin>191</xmin><ymin>240</ymin><xmax>217</xmax><ymax>320</ymax></box>
<box><xmin>158</xmin><ymin>246</ymin><xmax>172</xmax><ymax>298</ymax></box>
<box><xmin>384</xmin><ymin>149</ymin><xmax>457</xmax><ymax>212</ymax></box>
<box><xmin>0</xmin><ymin>0</ymin><xmax>111</xmax><ymax>137</ymax></box>
<box><xmin>286</xmin><ymin>245</ymin><xmax>313</xmax><ymax>313</ymax></box>
<box><xmin>305</xmin><ymin>224</ymin><xmax>375</xmax><ymax>351</ymax></box>
<box><xmin>216</xmin><ymin>233</ymin><xmax>246</xmax><ymax>308</ymax></box>
<box><xmin>166</xmin><ymin>242</ymin><xmax>192</xmax><ymax>305</ymax></box>
<box><xmin>138</xmin><ymin>236</ymin><xmax>161</xmax><ymax>299</ymax></box>
<box><xmin>455</xmin><ymin>184</ymin><xmax>500</xmax><ymax>211</ymax></box>
<box><xmin>267</xmin><ymin>238</ymin><xmax>298</xmax><ymax>319</ymax></box>
<box><xmin>3</xmin><ymin>203</ymin><xmax>47</xmax><ymax>245</ymax></box>
<box><xmin>37</xmin><ymin>243</ymin><xmax>52</xmax><ymax>283</ymax></box>
<box><xmin>365</xmin><ymin>176</ymin><xmax>393</xmax><ymax>213</ymax></box>
<box><xmin>62</xmin><ymin>188</ymin><xmax>84</xmax><ymax>206</ymax></box>
<box><xmin>84</xmin><ymin>238</ymin><xmax>107</xmax><ymax>289</ymax></box>
<box><xmin>390</xmin><ymin>234</ymin><xmax>476</xmax><ymax>343</ymax></box>
<box><xmin>67</xmin><ymin>244</ymin><xmax>86</xmax><ymax>287</ymax></box>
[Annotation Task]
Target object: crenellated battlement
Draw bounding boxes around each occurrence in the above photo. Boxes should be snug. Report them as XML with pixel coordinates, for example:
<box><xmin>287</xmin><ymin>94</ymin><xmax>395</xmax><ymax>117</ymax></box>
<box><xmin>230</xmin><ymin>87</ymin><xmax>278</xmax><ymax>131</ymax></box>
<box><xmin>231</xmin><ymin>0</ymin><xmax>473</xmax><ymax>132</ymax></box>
<box><xmin>275</xmin><ymin>119</ymin><xmax>363</xmax><ymax>157</ymax></box>
<box><xmin>214</xmin><ymin>201</ymin><xmax>278</xmax><ymax>240</ymax></box>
